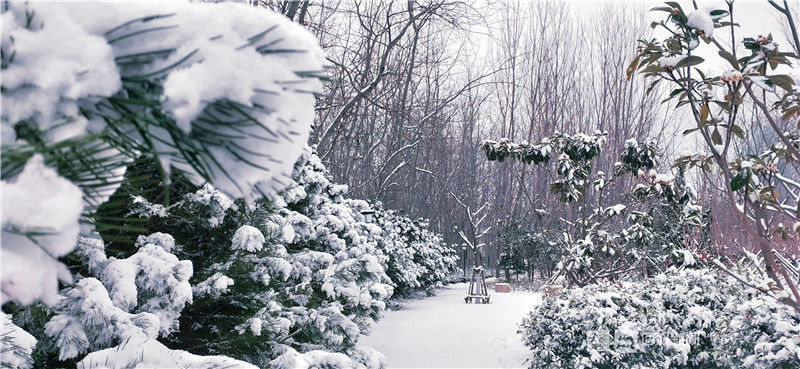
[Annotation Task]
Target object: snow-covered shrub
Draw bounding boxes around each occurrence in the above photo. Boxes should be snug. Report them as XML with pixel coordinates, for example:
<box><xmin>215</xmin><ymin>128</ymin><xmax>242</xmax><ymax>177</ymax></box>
<box><xmin>372</xmin><ymin>206</ymin><xmax>459</xmax><ymax>296</ymax></box>
<box><xmin>554</xmin><ymin>166</ymin><xmax>708</xmax><ymax>285</ymax></box>
<box><xmin>519</xmin><ymin>268</ymin><xmax>800</xmax><ymax>369</ymax></box>
<box><xmin>484</xmin><ymin>132</ymin><xmax>605</xmax><ymax>203</ymax></box>
<box><xmin>96</xmin><ymin>146</ymin><xmax>451</xmax><ymax>367</ymax></box>
<box><xmin>371</xmin><ymin>209</ymin><xmax>425</xmax><ymax>292</ymax></box>
<box><xmin>13</xmin><ymin>227</ymin><xmax>263</xmax><ymax>368</ymax></box>
<box><xmin>180</xmin><ymin>183</ymin><xmax>238</xmax><ymax>228</ymax></box>
<box><xmin>485</xmin><ymin>133</ymin><xmax>709</xmax><ymax>286</ymax></box>
<box><xmin>498</xmin><ymin>240</ymin><xmax>528</xmax><ymax>280</ymax></box>
<box><xmin>44</xmin><ymin>278</ymin><xmax>161</xmax><ymax>361</ymax></box>
<box><xmin>40</xmin><ymin>233</ymin><xmax>192</xmax><ymax>361</ymax></box>
<box><xmin>76</xmin><ymin>234</ymin><xmax>193</xmax><ymax>336</ymax></box>
<box><xmin>497</xmin><ymin>221</ymin><xmax>562</xmax><ymax>281</ymax></box>
<box><xmin>90</xmin><ymin>145</ymin><xmax>455</xmax><ymax>367</ymax></box>
<box><xmin>172</xmin><ymin>219</ymin><xmax>297</xmax><ymax>363</ymax></box>
<box><xmin>714</xmin><ymin>293</ymin><xmax>800</xmax><ymax>368</ymax></box>
<box><xmin>1</xmin><ymin>0</ymin><xmax>322</xmax><ymax>307</ymax></box>
<box><xmin>272</xmin><ymin>148</ymin><xmax>395</xmax><ymax>359</ymax></box>
<box><xmin>42</xmin><ymin>277</ymin><xmax>257</xmax><ymax>369</ymax></box>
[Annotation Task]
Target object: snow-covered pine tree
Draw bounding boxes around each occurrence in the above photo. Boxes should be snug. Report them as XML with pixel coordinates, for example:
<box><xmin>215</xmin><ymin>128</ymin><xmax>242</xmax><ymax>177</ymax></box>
<box><xmin>520</xmin><ymin>268</ymin><xmax>800</xmax><ymax>369</ymax></box>
<box><xmin>1</xmin><ymin>312</ymin><xmax>37</xmax><ymax>369</ymax></box>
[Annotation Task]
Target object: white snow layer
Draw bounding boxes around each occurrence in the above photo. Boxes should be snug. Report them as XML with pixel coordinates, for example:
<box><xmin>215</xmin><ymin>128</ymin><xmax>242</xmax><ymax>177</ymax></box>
<box><xmin>687</xmin><ymin>10</ymin><xmax>714</xmax><ymax>38</ymax></box>
<box><xmin>271</xmin><ymin>346</ymin><xmax>362</xmax><ymax>369</ymax></box>
<box><xmin>77</xmin><ymin>333</ymin><xmax>258</xmax><ymax>369</ymax></box>
<box><xmin>660</xmin><ymin>54</ymin><xmax>687</xmax><ymax>68</ymax></box>
<box><xmin>360</xmin><ymin>282</ymin><xmax>542</xmax><ymax>368</ymax></box>
<box><xmin>193</xmin><ymin>272</ymin><xmax>236</xmax><ymax>298</ymax></box>
<box><xmin>232</xmin><ymin>225</ymin><xmax>267</xmax><ymax>252</ymax></box>
<box><xmin>0</xmin><ymin>6</ymin><xmax>121</xmax><ymax>144</ymax></box>
<box><xmin>1</xmin><ymin>155</ymin><xmax>82</xmax><ymax>306</ymax></box>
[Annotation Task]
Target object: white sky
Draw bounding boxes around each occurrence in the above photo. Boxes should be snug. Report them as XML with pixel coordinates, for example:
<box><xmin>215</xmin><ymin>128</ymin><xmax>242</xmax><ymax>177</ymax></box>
<box><xmin>454</xmin><ymin>0</ymin><xmax>797</xmax><ymax>83</ymax></box>
<box><xmin>458</xmin><ymin>0</ymin><xmax>798</xmax><ymax>148</ymax></box>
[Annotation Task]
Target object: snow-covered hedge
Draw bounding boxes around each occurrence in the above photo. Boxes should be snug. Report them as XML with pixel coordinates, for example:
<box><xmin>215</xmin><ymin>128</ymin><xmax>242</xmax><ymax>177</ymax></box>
<box><xmin>69</xmin><ymin>146</ymin><xmax>457</xmax><ymax>368</ymax></box>
<box><xmin>520</xmin><ymin>268</ymin><xmax>800</xmax><ymax>368</ymax></box>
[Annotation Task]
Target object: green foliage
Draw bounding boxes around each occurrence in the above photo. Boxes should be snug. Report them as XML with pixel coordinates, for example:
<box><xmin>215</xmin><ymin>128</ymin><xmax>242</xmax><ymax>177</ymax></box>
<box><xmin>497</xmin><ymin>221</ymin><xmax>561</xmax><ymax>279</ymax></box>
<box><xmin>482</xmin><ymin>132</ymin><xmax>606</xmax><ymax>203</ymax></box>
<box><xmin>4</xmin><ymin>304</ymin><xmax>67</xmax><ymax>368</ymax></box>
<box><xmin>481</xmin><ymin>138</ymin><xmax>552</xmax><ymax>164</ymax></box>
<box><xmin>616</xmin><ymin>139</ymin><xmax>657</xmax><ymax>175</ymax></box>
<box><xmin>730</xmin><ymin>167</ymin><xmax>753</xmax><ymax>192</ymax></box>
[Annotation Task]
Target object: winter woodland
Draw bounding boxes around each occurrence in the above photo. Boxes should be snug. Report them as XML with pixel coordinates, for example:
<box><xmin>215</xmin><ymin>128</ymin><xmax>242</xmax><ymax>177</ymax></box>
<box><xmin>1</xmin><ymin>0</ymin><xmax>800</xmax><ymax>368</ymax></box>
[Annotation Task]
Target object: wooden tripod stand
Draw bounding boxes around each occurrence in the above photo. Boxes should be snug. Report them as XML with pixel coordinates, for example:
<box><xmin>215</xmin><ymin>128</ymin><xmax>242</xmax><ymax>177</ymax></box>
<box><xmin>464</xmin><ymin>266</ymin><xmax>490</xmax><ymax>304</ymax></box>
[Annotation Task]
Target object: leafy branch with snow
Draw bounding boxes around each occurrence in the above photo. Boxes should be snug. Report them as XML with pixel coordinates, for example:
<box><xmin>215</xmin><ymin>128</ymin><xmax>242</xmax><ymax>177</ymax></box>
<box><xmin>629</xmin><ymin>0</ymin><xmax>800</xmax><ymax>312</ymax></box>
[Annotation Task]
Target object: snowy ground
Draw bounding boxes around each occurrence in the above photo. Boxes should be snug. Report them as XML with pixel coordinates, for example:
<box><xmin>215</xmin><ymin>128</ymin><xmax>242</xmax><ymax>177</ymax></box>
<box><xmin>360</xmin><ymin>282</ymin><xmax>542</xmax><ymax>368</ymax></box>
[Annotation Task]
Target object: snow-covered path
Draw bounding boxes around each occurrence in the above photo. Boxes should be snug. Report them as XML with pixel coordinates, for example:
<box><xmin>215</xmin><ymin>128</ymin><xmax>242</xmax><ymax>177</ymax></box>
<box><xmin>360</xmin><ymin>283</ymin><xmax>542</xmax><ymax>368</ymax></box>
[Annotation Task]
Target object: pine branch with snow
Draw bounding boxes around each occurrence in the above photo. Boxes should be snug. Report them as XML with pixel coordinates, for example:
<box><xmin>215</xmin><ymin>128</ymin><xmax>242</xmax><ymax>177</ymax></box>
<box><xmin>1</xmin><ymin>0</ymin><xmax>323</xmax><ymax>308</ymax></box>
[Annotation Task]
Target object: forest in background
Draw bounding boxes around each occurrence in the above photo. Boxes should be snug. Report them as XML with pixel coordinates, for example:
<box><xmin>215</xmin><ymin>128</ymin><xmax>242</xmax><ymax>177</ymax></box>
<box><xmin>261</xmin><ymin>0</ymin><xmax>798</xmax><ymax>269</ymax></box>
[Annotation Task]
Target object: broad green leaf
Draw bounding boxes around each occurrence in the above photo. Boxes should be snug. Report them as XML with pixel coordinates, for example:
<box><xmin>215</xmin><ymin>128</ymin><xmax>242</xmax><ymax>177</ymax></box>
<box><xmin>782</xmin><ymin>106</ymin><xmax>800</xmax><ymax>121</ymax></box>
<box><xmin>718</xmin><ymin>21</ymin><xmax>740</xmax><ymax>27</ymax></box>
<box><xmin>730</xmin><ymin>124</ymin><xmax>745</xmax><ymax>139</ymax></box>
<box><xmin>646</xmin><ymin>79</ymin><xmax>661</xmax><ymax>95</ymax></box>
<box><xmin>664</xmin><ymin>2</ymin><xmax>682</xmax><ymax>11</ymax></box>
<box><xmin>699</xmin><ymin>103</ymin><xmax>709</xmax><ymax>123</ymax></box>
<box><xmin>711</xmin><ymin>128</ymin><xmax>722</xmax><ymax>145</ymax></box>
<box><xmin>642</xmin><ymin>64</ymin><xmax>666</xmax><ymax>74</ymax></box>
<box><xmin>668</xmin><ymin>88</ymin><xmax>684</xmax><ymax>97</ymax></box>
<box><xmin>650</xmin><ymin>6</ymin><xmax>674</xmax><ymax>12</ymax></box>
<box><xmin>675</xmin><ymin>55</ymin><xmax>704</xmax><ymax>68</ymax></box>
<box><xmin>718</xmin><ymin>50</ymin><xmax>739</xmax><ymax>69</ymax></box>
<box><xmin>712</xmin><ymin>100</ymin><xmax>731</xmax><ymax>111</ymax></box>
<box><xmin>730</xmin><ymin>168</ymin><xmax>751</xmax><ymax>191</ymax></box>
<box><xmin>710</xmin><ymin>9</ymin><xmax>729</xmax><ymax>17</ymax></box>
<box><xmin>743</xmin><ymin>38</ymin><xmax>760</xmax><ymax>50</ymax></box>
<box><xmin>768</xmin><ymin>75</ymin><xmax>795</xmax><ymax>92</ymax></box>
